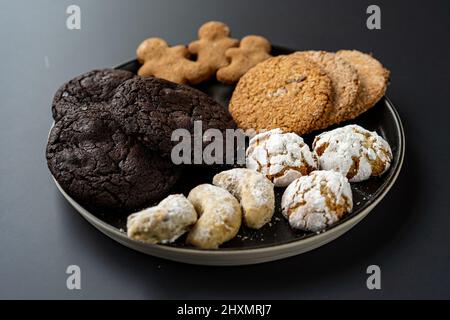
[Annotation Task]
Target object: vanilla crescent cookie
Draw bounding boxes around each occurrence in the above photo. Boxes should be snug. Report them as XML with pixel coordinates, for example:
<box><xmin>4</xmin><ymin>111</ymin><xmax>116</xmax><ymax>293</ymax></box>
<box><xmin>313</xmin><ymin>124</ymin><xmax>393</xmax><ymax>182</ymax></box>
<box><xmin>246</xmin><ymin>129</ymin><xmax>318</xmax><ymax>187</ymax></box>
<box><xmin>187</xmin><ymin>184</ymin><xmax>242</xmax><ymax>249</ymax></box>
<box><xmin>281</xmin><ymin>170</ymin><xmax>353</xmax><ymax>232</ymax></box>
<box><xmin>213</xmin><ymin>168</ymin><xmax>275</xmax><ymax>229</ymax></box>
<box><xmin>127</xmin><ymin>194</ymin><xmax>198</xmax><ymax>244</ymax></box>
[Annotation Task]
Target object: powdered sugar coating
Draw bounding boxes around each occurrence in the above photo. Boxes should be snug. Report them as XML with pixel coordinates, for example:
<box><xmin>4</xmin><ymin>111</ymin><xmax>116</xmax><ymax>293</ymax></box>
<box><xmin>281</xmin><ymin>170</ymin><xmax>353</xmax><ymax>232</ymax></box>
<box><xmin>246</xmin><ymin>128</ymin><xmax>318</xmax><ymax>187</ymax></box>
<box><xmin>187</xmin><ymin>184</ymin><xmax>242</xmax><ymax>249</ymax></box>
<box><xmin>313</xmin><ymin>124</ymin><xmax>392</xmax><ymax>182</ymax></box>
<box><xmin>127</xmin><ymin>194</ymin><xmax>197</xmax><ymax>244</ymax></box>
<box><xmin>213</xmin><ymin>168</ymin><xmax>275</xmax><ymax>229</ymax></box>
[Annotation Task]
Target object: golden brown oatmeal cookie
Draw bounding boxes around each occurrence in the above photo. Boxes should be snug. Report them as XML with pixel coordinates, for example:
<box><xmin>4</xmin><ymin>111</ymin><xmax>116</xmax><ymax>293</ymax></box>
<box><xmin>336</xmin><ymin>50</ymin><xmax>390</xmax><ymax>119</ymax></box>
<box><xmin>217</xmin><ymin>35</ymin><xmax>272</xmax><ymax>84</ymax></box>
<box><xmin>228</xmin><ymin>54</ymin><xmax>332</xmax><ymax>135</ymax></box>
<box><xmin>295</xmin><ymin>51</ymin><xmax>359</xmax><ymax>127</ymax></box>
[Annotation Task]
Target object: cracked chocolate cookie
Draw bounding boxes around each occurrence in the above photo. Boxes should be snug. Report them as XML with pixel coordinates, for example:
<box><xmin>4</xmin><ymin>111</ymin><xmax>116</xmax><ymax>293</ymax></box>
<box><xmin>52</xmin><ymin>69</ymin><xmax>135</xmax><ymax>121</ymax></box>
<box><xmin>336</xmin><ymin>50</ymin><xmax>390</xmax><ymax>119</ymax></box>
<box><xmin>46</xmin><ymin>108</ymin><xmax>179</xmax><ymax>212</ymax></box>
<box><xmin>110</xmin><ymin>76</ymin><xmax>236</xmax><ymax>156</ymax></box>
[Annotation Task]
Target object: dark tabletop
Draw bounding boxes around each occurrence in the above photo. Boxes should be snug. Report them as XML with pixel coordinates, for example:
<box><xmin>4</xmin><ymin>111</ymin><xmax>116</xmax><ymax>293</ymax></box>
<box><xmin>1</xmin><ymin>0</ymin><xmax>449</xmax><ymax>299</ymax></box>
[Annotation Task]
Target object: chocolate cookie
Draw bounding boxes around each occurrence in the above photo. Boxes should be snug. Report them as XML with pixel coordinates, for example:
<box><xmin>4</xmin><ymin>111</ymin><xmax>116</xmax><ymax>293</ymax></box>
<box><xmin>228</xmin><ymin>54</ymin><xmax>332</xmax><ymax>135</ymax></box>
<box><xmin>110</xmin><ymin>76</ymin><xmax>236</xmax><ymax>156</ymax></box>
<box><xmin>46</xmin><ymin>108</ymin><xmax>179</xmax><ymax>212</ymax></box>
<box><xmin>52</xmin><ymin>69</ymin><xmax>135</xmax><ymax>121</ymax></box>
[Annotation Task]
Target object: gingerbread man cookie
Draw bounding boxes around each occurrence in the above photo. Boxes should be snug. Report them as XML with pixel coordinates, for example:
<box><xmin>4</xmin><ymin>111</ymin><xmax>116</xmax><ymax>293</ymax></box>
<box><xmin>188</xmin><ymin>21</ymin><xmax>239</xmax><ymax>79</ymax></box>
<box><xmin>217</xmin><ymin>35</ymin><xmax>272</xmax><ymax>84</ymax></box>
<box><xmin>281</xmin><ymin>170</ymin><xmax>353</xmax><ymax>232</ymax></box>
<box><xmin>136</xmin><ymin>37</ymin><xmax>209</xmax><ymax>84</ymax></box>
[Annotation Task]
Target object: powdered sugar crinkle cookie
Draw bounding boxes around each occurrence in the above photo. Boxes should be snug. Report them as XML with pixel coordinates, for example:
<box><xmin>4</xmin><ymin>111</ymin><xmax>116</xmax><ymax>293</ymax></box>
<box><xmin>246</xmin><ymin>128</ymin><xmax>318</xmax><ymax>187</ymax></box>
<box><xmin>281</xmin><ymin>170</ymin><xmax>353</xmax><ymax>232</ymax></box>
<box><xmin>313</xmin><ymin>124</ymin><xmax>392</xmax><ymax>182</ymax></box>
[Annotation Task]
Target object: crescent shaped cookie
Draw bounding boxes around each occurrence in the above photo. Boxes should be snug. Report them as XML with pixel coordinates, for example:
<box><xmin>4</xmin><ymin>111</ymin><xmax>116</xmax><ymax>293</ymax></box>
<box><xmin>213</xmin><ymin>168</ymin><xmax>275</xmax><ymax>229</ymax></box>
<box><xmin>187</xmin><ymin>184</ymin><xmax>242</xmax><ymax>249</ymax></box>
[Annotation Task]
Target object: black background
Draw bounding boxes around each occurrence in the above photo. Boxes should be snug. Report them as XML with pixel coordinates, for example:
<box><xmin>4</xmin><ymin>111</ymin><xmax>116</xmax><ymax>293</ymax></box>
<box><xmin>0</xmin><ymin>0</ymin><xmax>449</xmax><ymax>299</ymax></box>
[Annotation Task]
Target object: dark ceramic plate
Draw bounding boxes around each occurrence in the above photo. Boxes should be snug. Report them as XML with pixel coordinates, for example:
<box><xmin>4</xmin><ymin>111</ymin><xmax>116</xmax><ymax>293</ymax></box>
<box><xmin>52</xmin><ymin>46</ymin><xmax>405</xmax><ymax>265</ymax></box>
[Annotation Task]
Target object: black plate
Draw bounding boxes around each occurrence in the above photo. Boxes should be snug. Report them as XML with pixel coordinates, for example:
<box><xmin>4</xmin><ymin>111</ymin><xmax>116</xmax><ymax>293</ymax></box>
<box><xmin>88</xmin><ymin>46</ymin><xmax>404</xmax><ymax>250</ymax></box>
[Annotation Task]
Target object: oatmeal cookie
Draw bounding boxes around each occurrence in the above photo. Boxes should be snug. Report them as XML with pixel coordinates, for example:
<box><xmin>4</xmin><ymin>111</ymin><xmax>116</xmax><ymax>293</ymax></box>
<box><xmin>294</xmin><ymin>51</ymin><xmax>359</xmax><ymax>127</ymax></box>
<box><xmin>336</xmin><ymin>50</ymin><xmax>390</xmax><ymax>118</ymax></box>
<box><xmin>229</xmin><ymin>54</ymin><xmax>332</xmax><ymax>135</ymax></box>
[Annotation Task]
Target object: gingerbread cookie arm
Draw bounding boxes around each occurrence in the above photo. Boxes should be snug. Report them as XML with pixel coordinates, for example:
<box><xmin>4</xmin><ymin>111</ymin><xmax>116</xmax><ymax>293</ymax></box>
<box><xmin>137</xmin><ymin>62</ymin><xmax>156</xmax><ymax>77</ymax></box>
<box><xmin>183</xmin><ymin>60</ymin><xmax>214</xmax><ymax>85</ymax></box>
<box><xmin>187</xmin><ymin>40</ymin><xmax>201</xmax><ymax>55</ymax></box>
<box><xmin>138</xmin><ymin>53</ymin><xmax>194</xmax><ymax>84</ymax></box>
<box><xmin>217</xmin><ymin>35</ymin><xmax>272</xmax><ymax>84</ymax></box>
<box><xmin>136</xmin><ymin>37</ymin><xmax>209</xmax><ymax>84</ymax></box>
